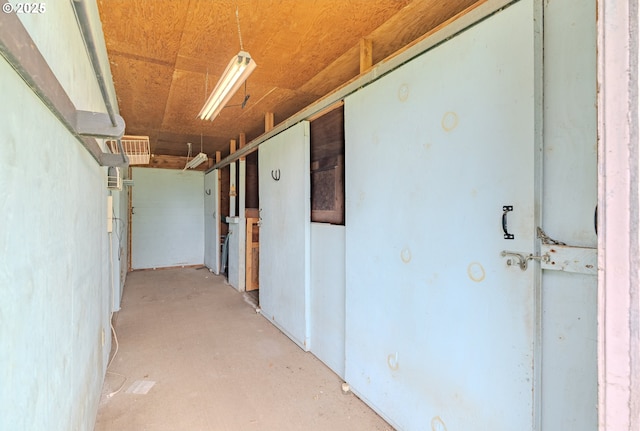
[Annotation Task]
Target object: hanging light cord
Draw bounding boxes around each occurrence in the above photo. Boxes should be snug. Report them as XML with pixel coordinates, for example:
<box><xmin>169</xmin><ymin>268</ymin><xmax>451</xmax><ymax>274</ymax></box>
<box><xmin>236</xmin><ymin>6</ymin><xmax>244</xmax><ymax>51</ymax></box>
<box><xmin>204</xmin><ymin>68</ymin><xmax>208</xmax><ymax>101</ymax></box>
<box><xmin>200</xmin><ymin>69</ymin><xmax>208</xmax><ymax>154</ymax></box>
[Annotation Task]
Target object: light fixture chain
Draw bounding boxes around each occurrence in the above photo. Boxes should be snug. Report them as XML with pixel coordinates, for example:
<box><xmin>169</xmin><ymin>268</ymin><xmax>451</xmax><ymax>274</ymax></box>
<box><xmin>236</xmin><ymin>5</ymin><xmax>244</xmax><ymax>51</ymax></box>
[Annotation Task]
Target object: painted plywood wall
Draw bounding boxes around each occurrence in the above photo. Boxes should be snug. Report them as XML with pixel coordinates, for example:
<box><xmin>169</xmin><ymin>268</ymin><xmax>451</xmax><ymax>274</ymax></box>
<box><xmin>204</xmin><ymin>170</ymin><xmax>220</xmax><ymax>273</ymax></box>
<box><xmin>344</xmin><ymin>2</ymin><xmax>537</xmax><ymax>429</ymax></box>
<box><xmin>0</xmin><ymin>3</ymin><xmax>116</xmax><ymax>429</ymax></box>
<box><xmin>131</xmin><ymin>168</ymin><xmax>204</xmax><ymax>269</ymax></box>
<box><xmin>250</xmin><ymin>1</ymin><xmax>598</xmax><ymax>428</ymax></box>
<box><xmin>540</xmin><ymin>0</ymin><xmax>598</xmax><ymax>429</ymax></box>
<box><xmin>310</xmin><ymin>223</ymin><xmax>346</xmax><ymax>378</ymax></box>
<box><xmin>259</xmin><ymin>122</ymin><xmax>311</xmax><ymax>350</ymax></box>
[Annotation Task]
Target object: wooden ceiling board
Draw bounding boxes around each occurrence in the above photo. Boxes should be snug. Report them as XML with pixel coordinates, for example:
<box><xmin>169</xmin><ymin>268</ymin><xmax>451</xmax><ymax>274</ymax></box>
<box><xmin>155</xmin><ymin>76</ymin><xmax>326</xmax><ymax>155</ymax></box>
<box><xmin>299</xmin><ymin>0</ymin><xmax>481</xmax><ymax>98</ymax></box>
<box><xmin>98</xmin><ymin>0</ymin><xmax>485</xmax><ymax>159</ymax></box>
<box><xmin>298</xmin><ymin>43</ymin><xmax>361</xmax><ymax>98</ymax></box>
<box><xmin>98</xmin><ymin>0</ymin><xmax>189</xmax><ymax>63</ymax></box>
<box><xmin>177</xmin><ymin>1</ymin><xmax>411</xmax><ymax>82</ymax></box>
<box><xmin>109</xmin><ymin>55</ymin><xmax>174</xmax><ymax>130</ymax></box>
<box><xmin>154</xmin><ymin>132</ymin><xmax>214</xmax><ymax>157</ymax></box>
<box><xmin>368</xmin><ymin>0</ymin><xmax>480</xmax><ymax>64</ymax></box>
<box><xmin>160</xmin><ymin>69</ymin><xmax>288</xmax><ymax>134</ymax></box>
<box><xmin>243</xmin><ymin>0</ymin><xmax>412</xmax><ymax>89</ymax></box>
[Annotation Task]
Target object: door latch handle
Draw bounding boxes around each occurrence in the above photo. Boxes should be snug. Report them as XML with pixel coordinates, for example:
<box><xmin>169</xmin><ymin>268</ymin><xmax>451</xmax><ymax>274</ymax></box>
<box><xmin>502</xmin><ymin>205</ymin><xmax>514</xmax><ymax>239</ymax></box>
<box><xmin>501</xmin><ymin>250</ymin><xmax>549</xmax><ymax>271</ymax></box>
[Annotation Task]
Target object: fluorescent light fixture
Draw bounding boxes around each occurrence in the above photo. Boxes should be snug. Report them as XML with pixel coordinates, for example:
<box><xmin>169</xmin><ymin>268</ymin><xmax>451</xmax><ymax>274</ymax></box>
<box><xmin>198</xmin><ymin>51</ymin><xmax>257</xmax><ymax>121</ymax></box>
<box><xmin>185</xmin><ymin>152</ymin><xmax>208</xmax><ymax>170</ymax></box>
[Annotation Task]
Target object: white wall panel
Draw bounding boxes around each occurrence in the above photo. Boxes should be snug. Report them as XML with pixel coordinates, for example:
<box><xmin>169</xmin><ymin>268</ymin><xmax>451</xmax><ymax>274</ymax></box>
<box><xmin>344</xmin><ymin>1</ymin><xmax>537</xmax><ymax>429</ymax></box>
<box><xmin>310</xmin><ymin>223</ymin><xmax>345</xmax><ymax>378</ymax></box>
<box><xmin>131</xmin><ymin>168</ymin><xmax>204</xmax><ymax>269</ymax></box>
<box><xmin>110</xmin><ymin>188</ymin><xmax>128</xmax><ymax>311</ymax></box>
<box><xmin>0</xmin><ymin>3</ymin><xmax>114</xmax><ymax>427</ymax></box>
<box><xmin>259</xmin><ymin>122</ymin><xmax>311</xmax><ymax>350</ymax></box>
<box><xmin>541</xmin><ymin>0</ymin><xmax>598</xmax><ymax>429</ymax></box>
<box><xmin>204</xmin><ymin>170</ymin><xmax>220</xmax><ymax>273</ymax></box>
<box><xmin>227</xmin><ymin>160</ymin><xmax>246</xmax><ymax>291</ymax></box>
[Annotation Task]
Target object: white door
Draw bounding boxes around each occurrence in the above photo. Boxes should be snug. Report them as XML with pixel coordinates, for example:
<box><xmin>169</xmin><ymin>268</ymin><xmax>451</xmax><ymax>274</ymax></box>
<box><xmin>258</xmin><ymin>122</ymin><xmax>311</xmax><ymax>350</ymax></box>
<box><xmin>204</xmin><ymin>169</ymin><xmax>220</xmax><ymax>273</ymax></box>
<box><xmin>131</xmin><ymin>168</ymin><xmax>205</xmax><ymax>269</ymax></box>
<box><xmin>344</xmin><ymin>1</ymin><xmax>539</xmax><ymax>429</ymax></box>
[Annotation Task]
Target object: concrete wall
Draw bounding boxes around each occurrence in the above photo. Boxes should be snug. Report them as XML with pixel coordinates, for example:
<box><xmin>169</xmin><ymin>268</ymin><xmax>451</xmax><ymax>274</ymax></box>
<box><xmin>0</xmin><ymin>2</ymin><xmax>119</xmax><ymax>429</ymax></box>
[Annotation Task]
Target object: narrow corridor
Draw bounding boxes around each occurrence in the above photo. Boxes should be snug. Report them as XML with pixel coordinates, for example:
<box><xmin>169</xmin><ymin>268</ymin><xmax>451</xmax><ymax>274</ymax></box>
<box><xmin>94</xmin><ymin>268</ymin><xmax>391</xmax><ymax>431</ymax></box>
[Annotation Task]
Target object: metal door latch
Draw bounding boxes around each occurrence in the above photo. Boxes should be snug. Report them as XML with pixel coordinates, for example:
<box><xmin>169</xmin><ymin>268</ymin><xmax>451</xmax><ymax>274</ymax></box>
<box><xmin>501</xmin><ymin>250</ymin><xmax>549</xmax><ymax>271</ymax></box>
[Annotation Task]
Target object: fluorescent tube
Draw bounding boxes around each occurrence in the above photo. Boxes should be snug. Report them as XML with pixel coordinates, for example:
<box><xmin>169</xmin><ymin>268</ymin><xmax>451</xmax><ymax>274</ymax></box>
<box><xmin>185</xmin><ymin>152</ymin><xmax>208</xmax><ymax>170</ymax></box>
<box><xmin>198</xmin><ymin>51</ymin><xmax>257</xmax><ymax>121</ymax></box>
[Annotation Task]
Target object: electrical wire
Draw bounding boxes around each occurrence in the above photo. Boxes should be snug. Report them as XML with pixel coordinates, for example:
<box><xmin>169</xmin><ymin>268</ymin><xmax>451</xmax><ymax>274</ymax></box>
<box><xmin>183</xmin><ymin>142</ymin><xmax>193</xmax><ymax>170</ymax></box>
<box><xmin>105</xmin><ymin>370</ymin><xmax>127</xmax><ymax>399</ymax></box>
<box><xmin>106</xmin><ymin>205</ymin><xmax>127</xmax><ymax>398</ymax></box>
<box><xmin>105</xmin><ymin>317</ymin><xmax>126</xmax><ymax>398</ymax></box>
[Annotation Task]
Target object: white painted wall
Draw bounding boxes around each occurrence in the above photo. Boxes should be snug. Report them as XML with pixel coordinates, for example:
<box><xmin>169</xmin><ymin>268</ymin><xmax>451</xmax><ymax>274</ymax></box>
<box><xmin>344</xmin><ymin>3</ymin><xmax>537</xmax><ymax>429</ymax></box>
<box><xmin>259</xmin><ymin>122</ymin><xmax>311</xmax><ymax>350</ymax></box>
<box><xmin>541</xmin><ymin>0</ymin><xmax>598</xmax><ymax>429</ymax></box>
<box><xmin>226</xmin><ymin>217</ymin><xmax>245</xmax><ymax>290</ymax></box>
<box><xmin>131</xmin><ymin>168</ymin><xmax>204</xmax><ymax>269</ymax></box>
<box><xmin>204</xmin><ymin>170</ymin><xmax>220</xmax><ymax>274</ymax></box>
<box><xmin>226</xmin><ymin>160</ymin><xmax>246</xmax><ymax>291</ymax></box>
<box><xmin>0</xmin><ymin>4</ymin><xmax>115</xmax><ymax>429</ymax></box>
<box><xmin>310</xmin><ymin>223</ymin><xmax>345</xmax><ymax>378</ymax></box>
<box><xmin>110</xmin><ymin>188</ymin><xmax>129</xmax><ymax>311</ymax></box>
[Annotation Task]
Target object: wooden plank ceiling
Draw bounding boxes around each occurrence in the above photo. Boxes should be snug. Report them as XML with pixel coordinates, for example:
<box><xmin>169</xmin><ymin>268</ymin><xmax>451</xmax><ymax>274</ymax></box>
<box><xmin>98</xmin><ymin>0</ymin><xmax>479</xmax><ymax>159</ymax></box>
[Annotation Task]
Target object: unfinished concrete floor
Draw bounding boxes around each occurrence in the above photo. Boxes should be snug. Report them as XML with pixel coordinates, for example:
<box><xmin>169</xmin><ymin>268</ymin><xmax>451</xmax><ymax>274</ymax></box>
<box><xmin>94</xmin><ymin>268</ymin><xmax>392</xmax><ymax>431</ymax></box>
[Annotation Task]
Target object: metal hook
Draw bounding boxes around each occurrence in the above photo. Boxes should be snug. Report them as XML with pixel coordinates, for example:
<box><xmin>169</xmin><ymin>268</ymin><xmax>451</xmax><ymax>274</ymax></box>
<box><xmin>271</xmin><ymin>169</ymin><xmax>280</xmax><ymax>181</ymax></box>
<box><xmin>501</xmin><ymin>250</ymin><xmax>549</xmax><ymax>271</ymax></box>
<box><xmin>205</xmin><ymin>189</ymin><xmax>211</xmax><ymax>195</ymax></box>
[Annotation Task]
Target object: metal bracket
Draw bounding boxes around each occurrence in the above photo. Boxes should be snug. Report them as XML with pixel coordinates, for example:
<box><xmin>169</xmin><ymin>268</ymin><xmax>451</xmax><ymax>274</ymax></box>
<box><xmin>74</xmin><ymin>110</ymin><xmax>125</xmax><ymax>139</ymax></box>
<box><xmin>540</xmin><ymin>243</ymin><xmax>597</xmax><ymax>275</ymax></box>
<box><xmin>501</xmin><ymin>250</ymin><xmax>549</xmax><ymax>271</ymax></box>
<box><xmin>100</xmin><ymin>152</ymin><xmax>129</xmax><ymax>168</ymax></box>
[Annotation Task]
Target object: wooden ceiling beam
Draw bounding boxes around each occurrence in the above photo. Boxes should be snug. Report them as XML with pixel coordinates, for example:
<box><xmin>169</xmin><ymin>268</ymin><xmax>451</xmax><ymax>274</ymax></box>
<box><xmin>360</xmin><ymin>39</ymin><xmax>373</xmax><ymax>73</ymax></box>
<box><xmin>265</xmin><ymin>112</ymin><xmax>274</xmax><ymax>132</ymax></box>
